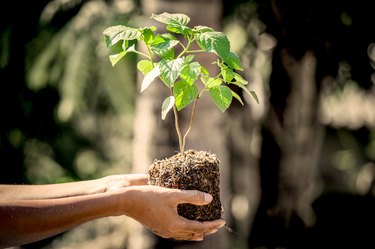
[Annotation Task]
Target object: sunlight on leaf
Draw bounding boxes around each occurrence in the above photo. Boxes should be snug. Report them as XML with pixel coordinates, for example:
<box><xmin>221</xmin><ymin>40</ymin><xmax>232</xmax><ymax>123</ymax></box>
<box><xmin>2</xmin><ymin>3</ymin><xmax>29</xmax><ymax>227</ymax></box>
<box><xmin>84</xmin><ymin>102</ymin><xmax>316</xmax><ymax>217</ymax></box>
<box><xmin>141</xmin><ymin>65</ymin><xmax>160</xmax><ymax>92</ymax></box>
<box><xmin>103</xmin><ymin>25</ymin><xmax>141</xmax><ymax>47</ymax></box>
<box><xmin>230</xmin><ymin>81</ymin><xmax>259</xmax><ymax>104</ymax></box>
<box><xmin>137</xmin><ymin>60</ymin><xmax>153</xmax><ymax>75</ymax></box>
<box><xmin>161</xmin><ymin>96</ymin><xmax>175</xmax><ymax>120</ymax></box>
<box><xmin>195</xmin><ymin>31</ymin><xmax>230</xmax><ymax>58</ymax></box>
<box><xmin>151</xmin><ymin>12</ymin><xmax>191</xmax><ymax>34</ymax></box>
<box><xmin>109</xmin><ymin>51</ymin><xmax>127</xmax><ymax>66</ymax></box>
<box><xmin>159</xmin><ymin>58</ymin><xmax>184</xmax><ymax>87</ymax></box>
<box><xmin>180</xmin><ymin>61</ymin><xmax>201</xmax><ymax>84</ymax></box>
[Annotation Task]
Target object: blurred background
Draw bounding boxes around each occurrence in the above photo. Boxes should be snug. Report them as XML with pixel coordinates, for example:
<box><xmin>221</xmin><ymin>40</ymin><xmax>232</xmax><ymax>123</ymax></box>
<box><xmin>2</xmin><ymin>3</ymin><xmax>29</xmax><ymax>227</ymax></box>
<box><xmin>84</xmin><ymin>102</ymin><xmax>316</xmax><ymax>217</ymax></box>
<box><xmin>1</xmin><ymin>0</ymin><xmax>375</xmax><ymax>248</ymax></box>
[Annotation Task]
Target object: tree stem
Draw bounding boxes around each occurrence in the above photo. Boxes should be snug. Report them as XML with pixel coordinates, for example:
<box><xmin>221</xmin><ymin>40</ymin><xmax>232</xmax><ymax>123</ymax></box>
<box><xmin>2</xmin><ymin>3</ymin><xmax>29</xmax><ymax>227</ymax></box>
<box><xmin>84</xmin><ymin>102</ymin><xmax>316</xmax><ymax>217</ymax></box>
<box><xmin>170</xmin><ymin>89</ymin><xmax>183</xmax><ymax>153</ymax></box>
<box><xmin>180</xmin><ymin>87</ymin><xmax>205</xmax><ymax>153</ymax></box>
<box><xmin>181</xmin><ymin>97</ymin><xmax>198</xmax><ymax>153</ymax></box>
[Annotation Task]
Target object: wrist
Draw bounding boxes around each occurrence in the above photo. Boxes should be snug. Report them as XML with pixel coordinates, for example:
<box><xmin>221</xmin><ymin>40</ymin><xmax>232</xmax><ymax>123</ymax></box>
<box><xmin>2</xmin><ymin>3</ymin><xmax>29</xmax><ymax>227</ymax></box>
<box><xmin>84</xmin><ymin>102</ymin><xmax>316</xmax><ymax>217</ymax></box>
<box><xmin>115</xmin><ymin>186</ymin><xmax>148</xmax><ymax>218</ymax></box>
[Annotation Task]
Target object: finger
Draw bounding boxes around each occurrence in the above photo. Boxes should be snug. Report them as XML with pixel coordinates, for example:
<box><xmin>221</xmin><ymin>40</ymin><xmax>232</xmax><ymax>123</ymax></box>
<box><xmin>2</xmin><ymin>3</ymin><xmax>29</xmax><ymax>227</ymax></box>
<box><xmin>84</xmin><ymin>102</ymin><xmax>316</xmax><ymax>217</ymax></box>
<box><xmin>175</xmin><ymin>190</ymin><xmax>213</xmax><ymax>206</ymax></box>
<box><xmin>173</xmin><ymin>234</ymin><xmax>204</xmax><ymax>241</ymax></box>
<box><xmin>204</xmin><ymin>228</ymin><xmax>218</xmax><ymax>235</ymax></box>
<box><xmin>196</xmin><ymin>220</ymin><xmax>225</xmax><ymax>235</ymax></box>
<box><xmin>152</xmin><ymin>227</ymin><xmax>203</xmax><ymax>242</ymax></box>
<box><xmin>128</xmin><ymin>174</ymin><xmax>149</xmax><ymax>185</ymax></box>
<box><xmin>179</xmin><ymin>218</ymin><xmax>225</xmax><ymax>235</ymax></box>
<box><xmin>201</xmin><ymin>219</ymin><xmax>226</xmax><ymax>230</ymax></box>
<box><xmin>189</xmin><ymin>233</ymin><xmax>204</xmax><ymax>241</ymax></box>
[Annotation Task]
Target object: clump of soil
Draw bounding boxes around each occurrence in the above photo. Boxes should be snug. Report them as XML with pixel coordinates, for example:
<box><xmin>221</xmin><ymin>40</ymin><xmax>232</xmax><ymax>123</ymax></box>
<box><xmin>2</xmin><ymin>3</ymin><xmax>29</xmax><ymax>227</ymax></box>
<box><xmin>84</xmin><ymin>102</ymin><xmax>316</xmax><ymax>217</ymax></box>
<box><xmin>148</xmin><ymin>149</ymin><xmax>223</xmax><ymax>221</ymax></box>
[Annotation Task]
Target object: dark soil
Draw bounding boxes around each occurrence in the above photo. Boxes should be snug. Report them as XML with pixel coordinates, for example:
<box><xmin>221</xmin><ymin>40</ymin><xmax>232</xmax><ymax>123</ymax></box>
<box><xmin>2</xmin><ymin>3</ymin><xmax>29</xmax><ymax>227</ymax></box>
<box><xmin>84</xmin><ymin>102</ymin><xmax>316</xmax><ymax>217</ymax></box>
<box><xmin>148</xmin><ymin>149</ymin><xmax>223</xmax><ymax>221</ymax></box>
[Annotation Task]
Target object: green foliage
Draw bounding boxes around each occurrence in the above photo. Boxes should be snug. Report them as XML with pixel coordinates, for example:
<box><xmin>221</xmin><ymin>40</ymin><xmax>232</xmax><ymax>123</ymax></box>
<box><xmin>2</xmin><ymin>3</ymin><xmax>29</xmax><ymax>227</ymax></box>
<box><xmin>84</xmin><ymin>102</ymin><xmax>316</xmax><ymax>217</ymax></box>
<box><xmin>103</xmin><ymin>12</ymin><xmax>258</xmax><ymax>117</ymax></box>
<box><xmin>103</xmin><ymin>12</ymin><xmax>258</xmax><ymax>152</ymax></box>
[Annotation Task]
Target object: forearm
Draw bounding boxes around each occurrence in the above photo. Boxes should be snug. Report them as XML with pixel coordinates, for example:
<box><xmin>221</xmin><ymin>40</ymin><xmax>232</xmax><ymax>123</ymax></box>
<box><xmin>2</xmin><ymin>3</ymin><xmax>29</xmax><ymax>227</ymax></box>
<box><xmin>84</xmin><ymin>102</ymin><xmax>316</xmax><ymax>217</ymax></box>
<box><xmin>0</xmin><ymin>190</ymin><xmax>125</xmax><ymax>248</ymax></box>
<box><xmin>0</xmin><ymin>179</ymin><xmax>103</xmax><ymax>200</ymax></box>
<box><xmin>0</xmin><ymin>184</ymin><xmax>226</xmax><ymax>247</ymax></box>
<box><xmin>0</xmin><ymin>174</ymin><xmax>148</xmax><ymax>200</ymax></box>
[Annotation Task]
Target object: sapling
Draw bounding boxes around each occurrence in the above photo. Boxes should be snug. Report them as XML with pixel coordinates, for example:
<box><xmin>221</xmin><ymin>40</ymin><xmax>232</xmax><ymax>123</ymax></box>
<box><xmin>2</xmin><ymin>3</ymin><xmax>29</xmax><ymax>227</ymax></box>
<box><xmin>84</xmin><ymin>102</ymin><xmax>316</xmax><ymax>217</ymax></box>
<box><xmin>103</xmin><ymin>12</ymin><xmax>258</xmax><ymax>221</ymax></box>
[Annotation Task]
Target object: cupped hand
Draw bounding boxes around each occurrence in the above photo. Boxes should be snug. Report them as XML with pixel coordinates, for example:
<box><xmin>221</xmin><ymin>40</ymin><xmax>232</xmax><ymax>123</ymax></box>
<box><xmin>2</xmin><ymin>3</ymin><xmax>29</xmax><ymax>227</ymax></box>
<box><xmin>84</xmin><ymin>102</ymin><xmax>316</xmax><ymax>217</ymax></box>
<box><xmin>124</xmin><ymin>185</ymin><xmax>225</xmax><ymax>241</ymax></box>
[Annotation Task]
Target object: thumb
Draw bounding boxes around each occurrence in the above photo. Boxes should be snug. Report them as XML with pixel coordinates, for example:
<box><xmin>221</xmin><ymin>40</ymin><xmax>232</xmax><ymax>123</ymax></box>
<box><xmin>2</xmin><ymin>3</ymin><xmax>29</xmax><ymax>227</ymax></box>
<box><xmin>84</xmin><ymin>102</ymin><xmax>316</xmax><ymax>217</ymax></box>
<box><xmin>176</xmin><ymin>190</ymin><xmax>213</xmax><ymax>206</ymax></box>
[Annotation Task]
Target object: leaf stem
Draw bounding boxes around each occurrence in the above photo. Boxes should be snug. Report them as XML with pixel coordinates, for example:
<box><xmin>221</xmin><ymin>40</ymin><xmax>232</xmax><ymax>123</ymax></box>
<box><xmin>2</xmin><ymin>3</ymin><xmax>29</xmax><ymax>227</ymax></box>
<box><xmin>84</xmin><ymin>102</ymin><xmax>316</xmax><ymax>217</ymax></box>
<box><xmin>178</xmin><ymin>41</ymin><xmax>186</xmax><ymax>51</ymax></box>
<box><xmin>133</xmin><ymin>50</ymin><xmax>150</xmax><ymax>59</ymax></box>
<box><xmin>186</xmin><ymin>49</ymin><xmax>205</xmax><ymax>54</ymax></box>
<box><xmin>170</xmin><ymin>88</ymin><xmax>183</xmax><ymax>152</ymax></box>
<box><xmin>181</xmin><ymin>98</ymin><xmax>197</xmax><ymax>153</ymax></box>
<box><xmin>177</xmin><ymin>37</ymin><xmax>194</xmax><ymax>58</ymax></box>
<box><xmin>144</xmin><ymin>44</ymin><xmax>155</xmax><ymax>66</ymax></box>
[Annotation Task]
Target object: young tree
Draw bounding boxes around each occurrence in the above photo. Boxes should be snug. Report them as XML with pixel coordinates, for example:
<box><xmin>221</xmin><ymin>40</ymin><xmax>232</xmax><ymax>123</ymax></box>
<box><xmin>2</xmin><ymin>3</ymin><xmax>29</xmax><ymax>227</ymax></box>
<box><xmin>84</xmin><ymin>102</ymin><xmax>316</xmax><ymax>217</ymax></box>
<box><xmin>129</xmin><ymin>0</ymin><xmax>231</xmax><ymax>248</ymax></box>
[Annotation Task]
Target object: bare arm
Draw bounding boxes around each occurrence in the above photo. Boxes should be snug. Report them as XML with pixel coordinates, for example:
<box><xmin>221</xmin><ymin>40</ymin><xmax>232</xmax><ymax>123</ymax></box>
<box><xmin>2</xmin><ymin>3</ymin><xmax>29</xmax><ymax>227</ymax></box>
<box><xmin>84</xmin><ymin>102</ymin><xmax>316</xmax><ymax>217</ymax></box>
<box><xmin>0</xmin><ymin>191</ymin><xmax>121</xmax><ymax>247</ymax></box>
<box><xmin>0</xmin><ymin>174</ymin><xmax>148</xmax><ymax>200</ymax></box>
<box><xmin>0</xmin><ymin>178</ymin><xmax>225</xmax><ymax>248</ymax></box>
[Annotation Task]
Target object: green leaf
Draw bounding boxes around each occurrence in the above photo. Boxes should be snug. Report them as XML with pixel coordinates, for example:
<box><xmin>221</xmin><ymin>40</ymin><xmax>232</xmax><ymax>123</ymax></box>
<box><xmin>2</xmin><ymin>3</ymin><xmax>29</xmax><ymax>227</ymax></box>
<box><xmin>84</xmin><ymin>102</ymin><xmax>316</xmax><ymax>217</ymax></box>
<box><xmin>159</xmin><ymin>58</ymin><xmax>184</xmax><ymax>87</ymax></box>
<box><xmin>250</xmin><ymin>90</ymin><xmax>260</xmax><ymax>104</ymax></box>
<box><xmin>150</xmin><ymin>36</ymin><xmax>179</xmax><ymax>58</ymax></box>
<box><xmin>137</xmin><ymin>60</ymin><xmax>153</xmax><ymax>75</ymax></box>
<box><xmin>221</xmin><ymin>67</ymin><xmax>235</xmax><ymax>83</ymax></box>
<box><xmin>151</xmin><ymin>12</ymin><xmax>191</xmax><ymax>35</ymax></box>
<box><xmin>195</xmin><ymin>31</ymin><xmax>230</xmax><ymax>58</ymax></box>
<box><xmin>109</xmin><ymin>51</ymin><xmax>127</xmax><ymax>67</ymax></box>
<box><xmin>185</xmin><ymin>55</ymin><xmax>195</xmax><ymax>63</ymax></box>
<box><xmin>151</xmin><ymin>33</ymin><xmax>178</xmax><ymax>45</ymax></box>
<box><xmin>161</xmin><ymin>96</ymin><xmax>175</xmax><ymax>120</ymax></box>
<box><xmin>141</xmin><ymin>65</ymin><xmax>160</xmax><ymax>92</ymax></box>
<box><xmin>103</xmin><ymin>25</ymin><xmax>141</xmax><ymax>47</ymax></box>
<box><xmin>153</xmin><ymin>33</ymin><xmax>177</xmax><ymax>42</ymax></box>
<box><xmin>193</xmin><ymin>26</ymin><xmax>214</xmax><ymax>33</ymax></box>
<box><xmin>109</xmin><ymin>44</ymin><xmax>136</xmax><ymax>66</ymax></box>
<box><xmin>233</xmin><ymin>73</ymin><xmax>248</xmax><ymax>85</ymax></box>
<box><xmin>230</xmin><ymin>73</ymin><xmax>260</xmax><ymax>104</ymax></box>
<box><xmin>223</xmin><ymin>51</ymin><xmax>243</xmax><ymax>71</ymax></box>
<box><xmin>173</xmin><ymin>80</ymin><xmax>198</xmax><ymax>111</ymax></box>
<box><xmin>122</xmin><ymin>41</ymin><xmax>137</xmax><ymax>52</ymax></box>
<box><xmin>200</xmin><ymin>65</ymin><xmax>209</xmax><ymax>75</ymax></box>
<box><xmin>151</xmin><ymin>12</ymin><xmax>190</xmax><ymax>26</ymax></box>
<box><xmin>231</xmin><ymin>90</ymin><xmax>244</xmax><ymax>105</ymax></box>
<box><xmin>140</xmin><ymin>26</ymin><xmax>156</xmax><ymax>45</ymax></box>
<box><xmin>205</xmin><ymin>77</ymin><xmax>222</xmax><ymax>88</ymax></box>
<box><xmin>180</xmin><ymin>61</ymin><xmax>201</xmax><ymax>84</ymax></box>
<box><xmin>230</xmin><ymin>81</ymin><xmax>259</xmax><ymax>104</ymax></box>
<box><xmin>209</xmin><ymin>85</ymin><xmax>232</xmax><ymax>112</ymax></box>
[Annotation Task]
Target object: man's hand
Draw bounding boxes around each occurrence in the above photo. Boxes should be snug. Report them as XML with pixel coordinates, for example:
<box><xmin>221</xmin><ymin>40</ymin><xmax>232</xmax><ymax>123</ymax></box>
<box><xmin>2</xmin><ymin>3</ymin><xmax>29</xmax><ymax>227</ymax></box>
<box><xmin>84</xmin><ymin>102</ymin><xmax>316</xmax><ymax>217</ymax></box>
<box><xmin>123</xmin><ymin>185</ymin><xmax>225</xmax><ymax>241</ymax></box>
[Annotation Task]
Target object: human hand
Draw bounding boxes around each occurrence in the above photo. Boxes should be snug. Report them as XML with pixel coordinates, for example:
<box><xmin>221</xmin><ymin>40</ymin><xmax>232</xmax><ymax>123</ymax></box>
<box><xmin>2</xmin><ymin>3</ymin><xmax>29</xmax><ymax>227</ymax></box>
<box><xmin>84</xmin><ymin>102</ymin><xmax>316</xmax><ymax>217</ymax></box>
<box><xmin>123</xmin><ymin>185</ymin><xmax>225</xmax><ymax>241</ymax></box>
<box><xmin>99</xmin><ymin>174</ymin><xmax>148</xmax><ymax>192</ymax></box>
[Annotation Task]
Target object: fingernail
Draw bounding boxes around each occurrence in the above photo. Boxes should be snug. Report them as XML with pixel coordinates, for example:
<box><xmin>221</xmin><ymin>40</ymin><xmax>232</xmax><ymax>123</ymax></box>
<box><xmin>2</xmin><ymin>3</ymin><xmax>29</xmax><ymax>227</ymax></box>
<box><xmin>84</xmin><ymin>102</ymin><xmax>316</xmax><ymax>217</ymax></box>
<box><xmin>193</xmin><ymin>236</ymin><xmax>204</xmax><ymax>241</ymax></box>
<box><xmin>204</xmin><ymin>193</ymin><xmax>213</xmax><ymax>203</ymax></box>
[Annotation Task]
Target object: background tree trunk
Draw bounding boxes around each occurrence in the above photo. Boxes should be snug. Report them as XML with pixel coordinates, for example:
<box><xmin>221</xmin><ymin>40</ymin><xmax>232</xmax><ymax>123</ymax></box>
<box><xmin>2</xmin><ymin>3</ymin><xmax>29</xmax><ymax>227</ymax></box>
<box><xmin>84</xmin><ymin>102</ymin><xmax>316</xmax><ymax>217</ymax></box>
<box><xmin>248</xmin><ymin>1</ymin><xmax>328</xmax><ymax>247</ymax></box>
<box><xmin>248</xmin><ymin>41</ymin><xmax>325</xmax><ymax>249</ymax></box>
